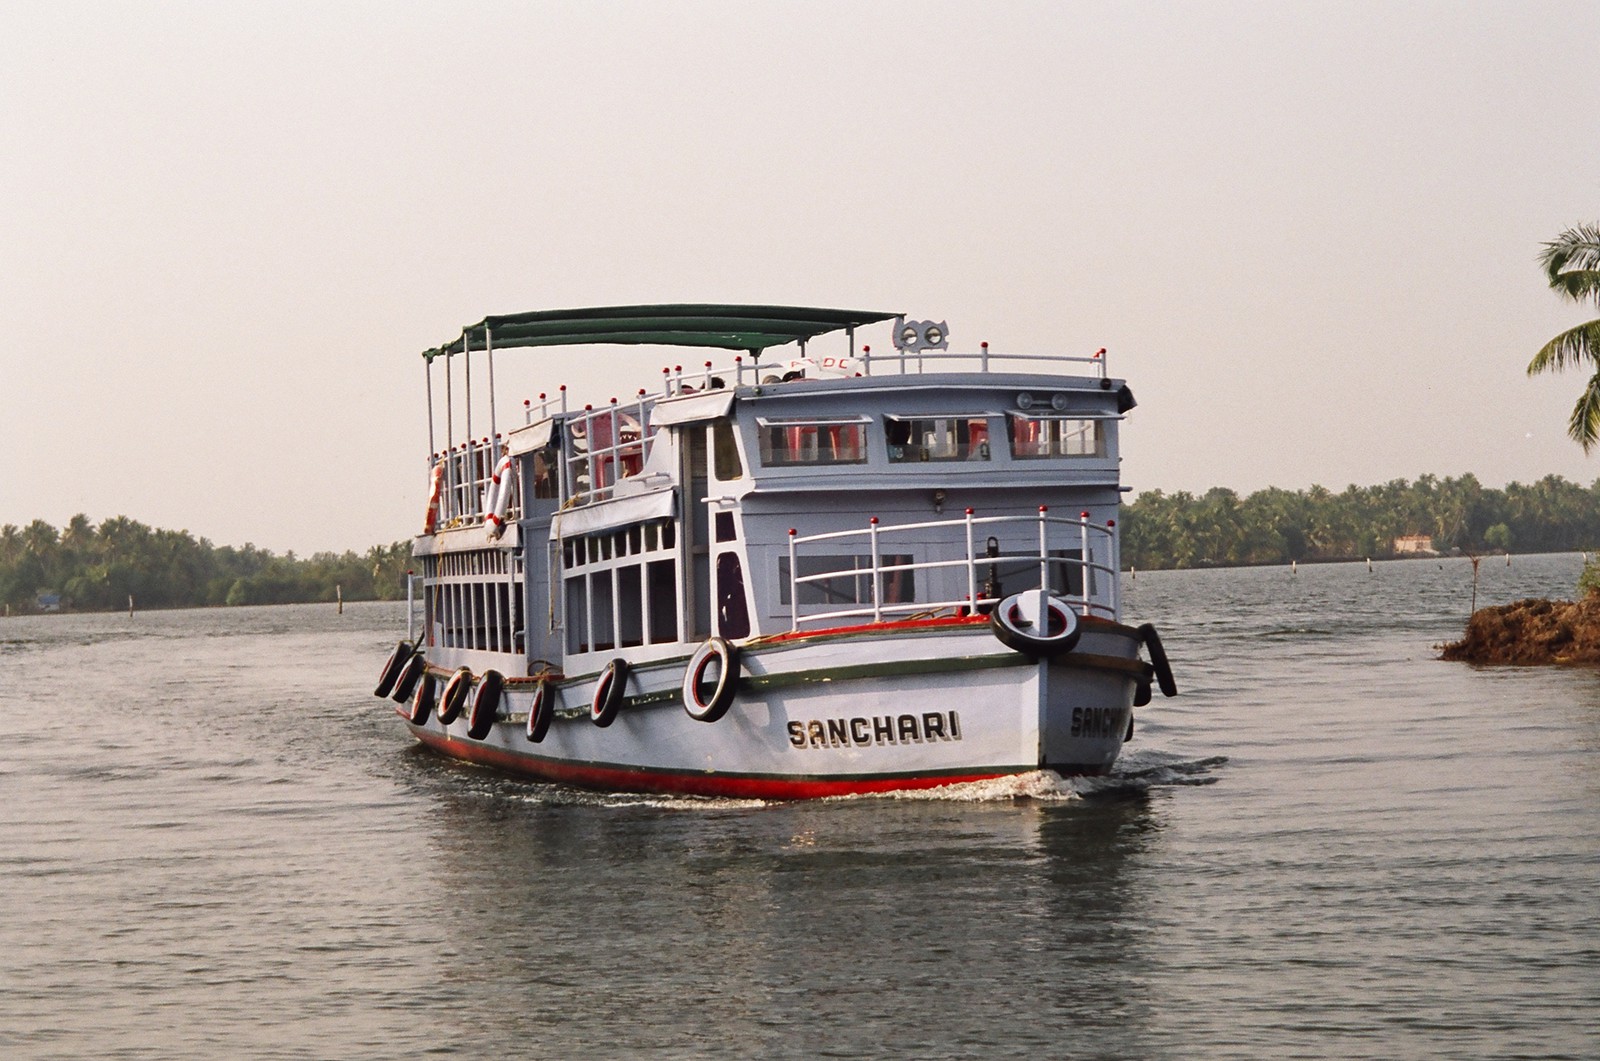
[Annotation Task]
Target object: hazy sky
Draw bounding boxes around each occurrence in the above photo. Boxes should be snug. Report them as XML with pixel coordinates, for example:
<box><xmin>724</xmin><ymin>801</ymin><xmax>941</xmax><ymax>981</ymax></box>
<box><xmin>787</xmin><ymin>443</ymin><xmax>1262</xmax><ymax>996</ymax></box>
<box><xmin>4</xmin><ymin>1</ymin><xmax>1599</xmax><ymax>555</ymax></box>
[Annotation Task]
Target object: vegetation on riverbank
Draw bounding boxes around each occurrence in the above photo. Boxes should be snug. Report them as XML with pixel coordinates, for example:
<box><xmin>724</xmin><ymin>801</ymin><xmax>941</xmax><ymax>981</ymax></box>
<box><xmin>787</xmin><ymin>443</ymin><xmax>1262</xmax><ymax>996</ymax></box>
<box><xmin>5</xmin><ymin>471</ymin><xmax>1599</xmax><ymax>615</ymax></box>
<box><xmin>0</xmin><ymin>515</ymin><xmax>410</xmax><ymax>613</ymax></box>
<box><xmin>1120</xmin><ymin>473</ymin><xmax>1600</xmax><ymax>571</ymax></box>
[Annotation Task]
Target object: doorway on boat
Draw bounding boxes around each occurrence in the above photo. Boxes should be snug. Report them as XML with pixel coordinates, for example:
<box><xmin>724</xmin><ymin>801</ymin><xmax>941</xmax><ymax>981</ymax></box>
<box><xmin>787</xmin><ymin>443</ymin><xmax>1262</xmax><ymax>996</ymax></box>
<box><xmin>684</xmin><ymin>419</ymin><xmax>749</xmax><ymax>641</ymax></box>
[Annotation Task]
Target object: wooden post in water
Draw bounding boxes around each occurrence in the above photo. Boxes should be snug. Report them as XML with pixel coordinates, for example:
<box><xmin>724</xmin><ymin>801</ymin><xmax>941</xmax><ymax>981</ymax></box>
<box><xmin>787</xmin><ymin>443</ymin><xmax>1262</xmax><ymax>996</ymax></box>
<box><xmin>1470</xmin><ymin>555</ymin><xmax>1482</xmax><ymax>614</ymax></box>
<box><xmin>128</xmin><ymin>595</ymin><xmax>134</xmax><ymax>617</ymax></box>
<box><xmin>337</xmin><ymin>584</ymin><xmax>343</xmax><ymax>614</ymax></box>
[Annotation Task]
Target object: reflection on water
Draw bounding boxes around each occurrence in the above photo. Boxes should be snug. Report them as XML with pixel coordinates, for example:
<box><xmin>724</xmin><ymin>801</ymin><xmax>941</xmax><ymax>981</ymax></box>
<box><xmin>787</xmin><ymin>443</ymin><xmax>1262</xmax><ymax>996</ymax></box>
<box><xmin>1</xmin><ymin>557</ymin><xmax>1598</xmax><ymax>1059</ymax></box>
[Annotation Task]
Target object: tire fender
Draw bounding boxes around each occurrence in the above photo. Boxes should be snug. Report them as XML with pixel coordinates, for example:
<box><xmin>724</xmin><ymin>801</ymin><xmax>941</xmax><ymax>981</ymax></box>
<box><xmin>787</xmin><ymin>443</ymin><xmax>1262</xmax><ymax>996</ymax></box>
<box><xmin>682</xmin><ymin>638</ymin><xmax>740</xmax><ymax>723</ymax></box>
<box><xmin>590</xmin><ymin>659</ymin><xmax>630</xmax><ymax>728</ymax></box>
<box><xmin>437</xmin><ymin>667</ymin><xmax>473</xmax><ymax>724</ymax></box>
<box><xmin>989</xmin><ymin>590</ymin><xmax>1081</xmax><ymax>656</ymax></box>
<box><xmin>374</xmin><ymin>641</ymin><xmax>414</xmax><ymax>698</ymax></box>
<box><xmin>467</xmin><ymin>669</ymin><xmax>504</xmax><ymax>740</ymax></box>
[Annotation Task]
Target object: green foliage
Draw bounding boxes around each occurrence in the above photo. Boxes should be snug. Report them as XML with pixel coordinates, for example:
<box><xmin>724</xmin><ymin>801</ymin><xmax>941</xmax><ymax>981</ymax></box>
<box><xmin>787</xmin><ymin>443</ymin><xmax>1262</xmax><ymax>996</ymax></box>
<box><xmin>1122</xmin><ymin>474</ymin><xmax>1600</xmax><ymax>571</ymax></box>
<box><xmin>0</xmin><ymin>515</ymin><xmax>412</xmax><ymax>613</ymax></box>
<box><xmin>1529</xmin><ymin>222</ymin><xmax>1600</xmax><ymax>452</ymax></box>
<box><xmin>1580</xmin><ymin>555</ymin><xmax>1600</xmax><ymax>600</ymax></box>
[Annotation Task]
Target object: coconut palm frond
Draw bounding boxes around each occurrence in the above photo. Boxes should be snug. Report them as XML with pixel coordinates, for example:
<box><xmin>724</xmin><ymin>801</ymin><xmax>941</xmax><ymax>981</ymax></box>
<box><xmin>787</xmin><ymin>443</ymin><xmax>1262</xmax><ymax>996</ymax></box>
<box><xmin>1565</xmin><ymin>369</ymin><xmax>1600</xmax><ymax>452</ymax></box>
<box><xmin>1540</xmin><ymin>222</ymin><xmax>1600</xmax><ymax>288</ymax></box>
<box><xmin>1547</xmin><ymin>267</ymin><xmax>1600</xmax><ymax>303</ymax></box>
<box><xmin>1527</xmin><ymin>317</ymin><xmax>1600</xmax><ymax>376</ymax></box>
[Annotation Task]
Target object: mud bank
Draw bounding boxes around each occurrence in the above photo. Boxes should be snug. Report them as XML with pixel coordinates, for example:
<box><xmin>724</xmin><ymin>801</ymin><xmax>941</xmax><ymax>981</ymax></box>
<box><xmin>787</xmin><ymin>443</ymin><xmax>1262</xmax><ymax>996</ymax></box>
<box><xmin>1440</xmin><ymin>596</ymin><xmax>1600</xmax><ymax>664</ymax></box>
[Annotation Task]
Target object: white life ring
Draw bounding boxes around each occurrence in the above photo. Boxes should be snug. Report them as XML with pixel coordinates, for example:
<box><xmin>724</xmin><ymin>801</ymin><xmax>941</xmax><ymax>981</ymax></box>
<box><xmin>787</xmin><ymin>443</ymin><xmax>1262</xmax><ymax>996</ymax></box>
<box><xmin>423</xmin><ymin>463</ymin><xmax>445</xmax><ymax>535</ymax></box>
<box><xmin>682</xmin><ymin>638</ymin><xmax>740</xmax><ymax>722</ymax></box>
<box><xmin>525</xmin><ymin>678</ymin><xmax>554</xmax><ymax>743</ymax></box>
<box><xmin>590</xmin><ymin>659</ymin><xmax>629</xmax><ymax>727</ymax></box>
<box><xmin>990</xmin><ymin>590</ymin><xmax>1082</xmax><ymax>656</ymax></box>
<box><xmin>467</xmin><ymin>669</ymin><xmax>503</xmax><ymax>740</ymax></box>
<box><xmin>484</xmin><ymin>452</ymin><xmax>514</xmax><ymax>539</ymax></box>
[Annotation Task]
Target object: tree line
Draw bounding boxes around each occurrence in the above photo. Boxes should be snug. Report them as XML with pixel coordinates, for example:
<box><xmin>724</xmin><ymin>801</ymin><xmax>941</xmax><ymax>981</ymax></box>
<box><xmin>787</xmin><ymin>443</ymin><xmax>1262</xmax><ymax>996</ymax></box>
<box><xmin>4</xmin><ymin>475</ymin><xmax>1598</xmax><ymax>613</ymax></box>
<box><xmin>0</xmin><ymin>515</ymin><xmax>412</xmax><ymax>613</ymax></box>
<box><xmin>1121</xmin><ymin>473</ymin><xmax>1600</xmax><ymax>570</ymax></box>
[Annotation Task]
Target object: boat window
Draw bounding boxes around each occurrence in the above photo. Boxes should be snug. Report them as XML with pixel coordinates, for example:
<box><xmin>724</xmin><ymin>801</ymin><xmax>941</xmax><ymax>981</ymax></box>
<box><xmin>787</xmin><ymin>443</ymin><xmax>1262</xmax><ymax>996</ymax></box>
<box><xmin>647</xmin><ymin>559</ymin><xmax>678</xmax><ymax>643</ymax></box>
<box><xmin>712</xmin><ymin>420</ymin><xmax>743</xmax><ymax>480</ymax></box>
<box><xmin>885</xmin><ymin>416</ymin><xmax>991</xmax><ymax>462</ymax></box>
<box><xmin>715</xmin><ymin>512</ymin><xmax>736</xmax><ymax>543</ymax></box>
<box><xmin>1007</xmin><ymin>415</ymin><xmax>1106</xmax><ymax>459</ymax></box>
<box><xmin>716</xmin><ymin>553</ymin><xmax>751</xmax><ymax>638</ymax></box>
<box><xmin>778</xmin><ymin>554</ymin><xmax>915</xmax><ymax>607</ymax></box>
<box><xmin>756</xmin><ymin>417</ymin><xmax>870</xmax><ymax>466</ymax></box>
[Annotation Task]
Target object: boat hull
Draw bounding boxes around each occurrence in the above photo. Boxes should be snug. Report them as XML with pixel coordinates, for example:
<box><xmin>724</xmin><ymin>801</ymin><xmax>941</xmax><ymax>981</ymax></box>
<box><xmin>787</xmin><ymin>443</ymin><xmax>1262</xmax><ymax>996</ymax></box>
<box><xmin>399</xmin><ymin>618</ymin><xmax>1147</xmax><ymax>799</ymax></box>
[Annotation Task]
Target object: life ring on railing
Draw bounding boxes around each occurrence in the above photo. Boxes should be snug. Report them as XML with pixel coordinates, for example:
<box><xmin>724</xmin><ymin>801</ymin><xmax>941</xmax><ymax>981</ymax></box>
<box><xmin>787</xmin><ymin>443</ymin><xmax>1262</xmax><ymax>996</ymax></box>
<box><xmin>467</xmin><ymin>669</ymin><xmax>504</xmax><ymax>740</ymax></box>
<box><xmin>437</xmin><ymin>667</ymin><xmax>473</xmax><ymax>724</ymax></box>
<box><xmin>525</xmin><ymin>678</ymin><xmax>554</xmax><ymax>743</ymax></box>
<box><xmin>990</xmin><ymin>590</ymin><xmax>1081</xmax><ymax>656</ymax></box>
<box><xmin>682</xmin><ymin>638</ymin><xmax>740</xmax><ymax>722</ymax></box>
<box><xmin>484</xmin><ymin>452</ymin><xmax>514</xmax><ymax>540</ymax></box>
<box><xmin>391</xmin><ymin>652</ymin><xmax>427</xmax><ymax>703</ymax></box>
<box><xmin>409</xmin><ymin>672</ymin><xmax>437</xmax><ymax>725</ymax></box>
<box><xmin>373</xmin><ymin>641</ymin><xmax>414</xmax><ymax>698</ymax></box>
<box><xmin>590</xmin><ymin>659</ymin><xmax>630</xmax><ymax>728</ymax></box>
<box><xmin>1137</xmin><ymin>623</ymin><xmax>1177</xmax><ymax>697</ymax></box>
<box><xmin>423</xmin><ymin>463</ymin><xmax>445</xmax><ymax>535</ymax></box>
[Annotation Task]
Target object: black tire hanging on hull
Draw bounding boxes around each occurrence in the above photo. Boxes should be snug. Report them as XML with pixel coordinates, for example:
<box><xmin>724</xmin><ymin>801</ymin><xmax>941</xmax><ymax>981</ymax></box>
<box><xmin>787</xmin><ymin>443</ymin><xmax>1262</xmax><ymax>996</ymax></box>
<box><xmin>467</xmin><ymin>669</ymin><xmax>504</xmax><ymax>740</ymax></box>
<box><xmin>373</xmin><ymin>641</ymin><xmax>413</xmax><ymax>698</ymax></box>
<box><xmin>438</xmin><ymin>667</ymin><xmax>473</xmax><ymax>724</ymax></box>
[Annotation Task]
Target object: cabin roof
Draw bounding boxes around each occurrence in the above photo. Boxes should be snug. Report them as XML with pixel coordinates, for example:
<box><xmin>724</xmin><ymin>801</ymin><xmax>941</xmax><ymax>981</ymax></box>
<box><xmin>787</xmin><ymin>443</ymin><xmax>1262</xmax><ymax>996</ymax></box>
<box><xmin>423</xmin><ymin>304</ymin><xmax>898</xmax><ymax>361</ymax></box>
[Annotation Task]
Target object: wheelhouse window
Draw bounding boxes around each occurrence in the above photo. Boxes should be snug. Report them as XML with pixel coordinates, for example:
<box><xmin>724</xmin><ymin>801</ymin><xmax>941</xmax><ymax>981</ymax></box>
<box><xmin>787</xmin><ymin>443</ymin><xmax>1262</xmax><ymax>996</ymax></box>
<box><xmin>757</xmin><ymin>417</ymin><xmax>869</xmax><ymax>466</ymax></box>
<box><xmin>1007</xmin><ymin>415</ymin><xmax>1106</xmax><ymax>459</ymax></box>
<box><xmin>885</xmin><ymin>415</ymin><xmax>991</xmax><ymax>462</ymax></box>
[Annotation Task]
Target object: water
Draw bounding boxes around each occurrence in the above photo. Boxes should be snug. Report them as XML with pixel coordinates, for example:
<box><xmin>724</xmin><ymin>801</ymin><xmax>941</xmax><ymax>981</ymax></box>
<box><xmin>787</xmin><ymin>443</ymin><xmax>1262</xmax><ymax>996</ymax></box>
<box><xmin>2</xmin><ymin>555</ymin><xmax>1597</xmax><ymax>1059</ymax></box>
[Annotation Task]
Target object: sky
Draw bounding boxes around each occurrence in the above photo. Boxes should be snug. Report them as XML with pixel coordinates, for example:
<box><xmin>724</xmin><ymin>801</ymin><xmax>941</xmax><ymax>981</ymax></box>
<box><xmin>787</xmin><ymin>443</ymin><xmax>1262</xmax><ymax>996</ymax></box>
<box><xmin>4</xmin><ymin>0</ymin><xmax>1599</xmax><ymax>556</ymax></box>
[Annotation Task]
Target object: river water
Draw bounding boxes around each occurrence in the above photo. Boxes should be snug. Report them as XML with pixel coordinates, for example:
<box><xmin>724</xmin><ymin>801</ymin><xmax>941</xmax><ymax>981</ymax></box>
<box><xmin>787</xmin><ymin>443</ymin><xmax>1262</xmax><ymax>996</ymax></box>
<box><xmin>2</xmin><ymin>554</ymin><xmax>1596</xmax><ymax>1059</ymax></box>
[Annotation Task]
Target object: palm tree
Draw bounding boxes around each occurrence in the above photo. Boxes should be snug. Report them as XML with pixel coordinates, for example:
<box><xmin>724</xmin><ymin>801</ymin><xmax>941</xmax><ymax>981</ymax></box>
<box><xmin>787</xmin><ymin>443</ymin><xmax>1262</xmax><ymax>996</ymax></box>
<box><xmin>1529</xmin><ymin>222</ymin><xmax>1600</xmax><ymax>451</ymax></box>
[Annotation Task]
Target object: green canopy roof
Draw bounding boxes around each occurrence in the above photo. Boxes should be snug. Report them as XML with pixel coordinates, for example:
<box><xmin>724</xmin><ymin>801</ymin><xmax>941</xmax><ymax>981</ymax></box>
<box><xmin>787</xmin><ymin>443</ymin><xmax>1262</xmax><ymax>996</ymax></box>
<box><xmin>422</xmin><ymin>304</ymin><xmax>899</xmax><ymax>361</ymax></box>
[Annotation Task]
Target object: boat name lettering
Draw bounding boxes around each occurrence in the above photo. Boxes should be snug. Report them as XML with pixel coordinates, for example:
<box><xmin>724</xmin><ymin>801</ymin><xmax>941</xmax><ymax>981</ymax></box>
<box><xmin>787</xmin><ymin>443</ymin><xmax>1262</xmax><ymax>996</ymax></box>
<box><xmin>787</xmin><ymin>712</ymin><xmax>962</xmax><ymax>749</ymax></box>
<box><xmin>1070</xmin><ymin>706</ymin><xmax>1128</xmax><ymax>739</ymax></box>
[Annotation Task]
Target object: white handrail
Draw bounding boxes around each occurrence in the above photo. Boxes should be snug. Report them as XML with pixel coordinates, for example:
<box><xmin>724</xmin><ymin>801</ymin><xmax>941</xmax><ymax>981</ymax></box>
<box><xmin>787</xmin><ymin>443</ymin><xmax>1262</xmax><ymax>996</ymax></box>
<box><xmin>787</xmin><ymin>510</ymin><xmax>1120</xmax><ymax>631</ymax></box>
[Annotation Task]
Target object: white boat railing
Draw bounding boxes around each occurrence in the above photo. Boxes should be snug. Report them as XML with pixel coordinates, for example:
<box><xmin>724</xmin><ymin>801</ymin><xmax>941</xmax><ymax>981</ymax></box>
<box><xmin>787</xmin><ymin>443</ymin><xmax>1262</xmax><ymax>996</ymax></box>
<box><xmin>785</xmin><ymin>507</ymin><xmax>1120</xmax><ymax>632</ymax></box>
<box><xmin>430</xmin><ymin>436</ymin><xmax>524</xmax><ymax>530</ymax></box>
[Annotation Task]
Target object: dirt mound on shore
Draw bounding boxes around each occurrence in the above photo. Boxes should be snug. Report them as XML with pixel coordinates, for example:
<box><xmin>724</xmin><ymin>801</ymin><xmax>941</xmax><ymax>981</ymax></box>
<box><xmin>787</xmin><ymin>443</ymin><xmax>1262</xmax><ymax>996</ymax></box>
<box><xmin>1440</xmin><ymin>596</ymin><xmax>1600</xmax><ymax>664</ymax></box>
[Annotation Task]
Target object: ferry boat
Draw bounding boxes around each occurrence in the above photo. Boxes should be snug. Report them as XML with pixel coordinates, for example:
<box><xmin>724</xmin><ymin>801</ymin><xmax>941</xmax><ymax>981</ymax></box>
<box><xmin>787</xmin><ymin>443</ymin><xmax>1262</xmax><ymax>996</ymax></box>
<box><xmin>373</xmin><ymin>304</ymin><xmax>1177</xmax><ymax>798</ymax></box>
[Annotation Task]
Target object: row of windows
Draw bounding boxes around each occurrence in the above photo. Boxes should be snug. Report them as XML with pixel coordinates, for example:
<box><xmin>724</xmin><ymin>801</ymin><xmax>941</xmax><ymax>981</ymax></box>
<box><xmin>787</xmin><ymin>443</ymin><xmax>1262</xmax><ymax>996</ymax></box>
<box><xmin>756</xmin><ymin>414</ymin><xmax>1107</xmax><ymax>467</ymax></box>
<box><xmin>425</xmin><ymin>549</ymin><xmax>511</xmax><ymax>579</ymax></box>
<box><xmin>427</xmin><ymin>579</ymin><xmax>523</xmax><ymax>654</ymax></box>
<box><xmin>562</xmin><ymin>519</ymin><xmax>677</xmax><ymax>570</ymax></box>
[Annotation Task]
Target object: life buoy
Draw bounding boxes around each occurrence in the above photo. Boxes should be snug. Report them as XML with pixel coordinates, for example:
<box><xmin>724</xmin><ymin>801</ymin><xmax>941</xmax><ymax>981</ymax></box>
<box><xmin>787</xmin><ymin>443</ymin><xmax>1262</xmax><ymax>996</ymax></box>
<box><xmin>466</xmin><ymin>669</ymin><xmax>503</xmax><ymax>739</ymax></box>
<box><xmin>484</xmin><ymin>452</ymin><xmax>514</xmax><ymax>540</ymax></box>
<box><xmin>682</xmin><ymin>638</ymin><xmax>740</xmax><ymax>722</ymax></box>
<box><xmin>1137</xmin><ymin>623</ymin><xmax>1177</xmax><ymax>697</ymax></box>
<box><xmin>423</xmin><ymin>462</ymin><xmax>445</xmax><ymax>535</ymax></box>
<box><xmin>391</xmin><ymin>652</ymin><xmax>427</xmax><ymax>703</ymax></box>
<box><xmin>589</xmin><ymin>658</ymin><xmax>629</xmax><ymax>727</ymax></box>
<box><xmin>990</xmin><ymin>590</ymin><xmax>1081</xmax><ymax>656</ymax></box>
<box><xmin>409</xmin><ymin>672</ymin><xmax>436</xmax><ymax>725</ymax></box>
<box><xmin>373</xmin><ymin>640</ymin><xmax>414</xmax><ymax>698</ymax></box>
<box><xmin>525</xmin><ymin>678</ymin><xmax>554</xmax><ymax>743</ymax></box>
<box><xmin>437</xmin><ymin>667</ymin><xmax>473</xmax><ymax>724</ymax></box>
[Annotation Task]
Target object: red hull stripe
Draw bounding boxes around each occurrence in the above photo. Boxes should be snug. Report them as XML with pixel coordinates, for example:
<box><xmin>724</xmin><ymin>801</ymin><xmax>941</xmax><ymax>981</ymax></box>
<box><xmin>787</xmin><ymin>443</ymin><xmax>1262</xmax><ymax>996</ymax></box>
<box><xmin>407</xmin><ymin>725</ymin><xmax>1027</xmax><ymax>799</ymax></box>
